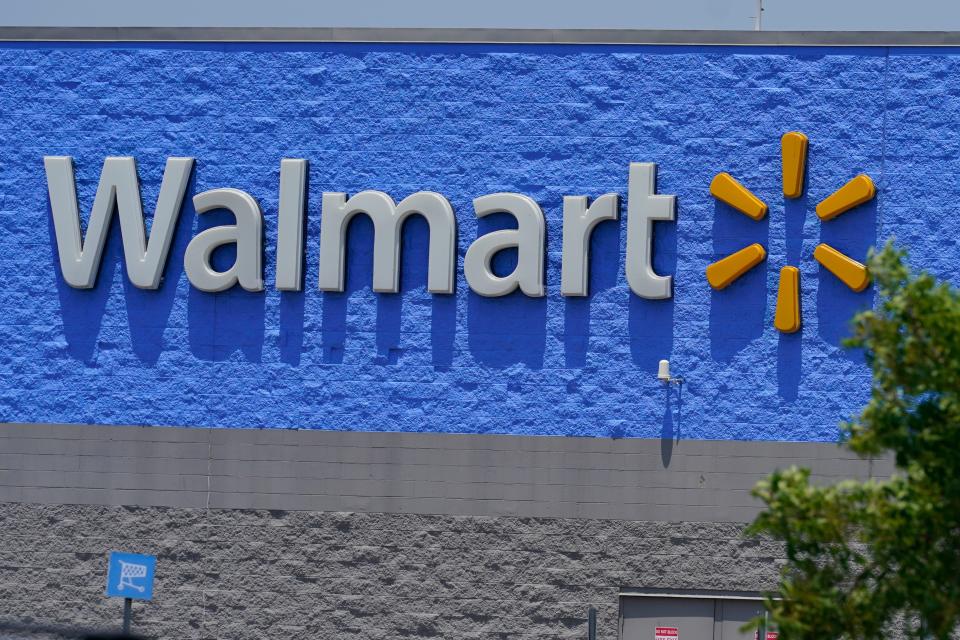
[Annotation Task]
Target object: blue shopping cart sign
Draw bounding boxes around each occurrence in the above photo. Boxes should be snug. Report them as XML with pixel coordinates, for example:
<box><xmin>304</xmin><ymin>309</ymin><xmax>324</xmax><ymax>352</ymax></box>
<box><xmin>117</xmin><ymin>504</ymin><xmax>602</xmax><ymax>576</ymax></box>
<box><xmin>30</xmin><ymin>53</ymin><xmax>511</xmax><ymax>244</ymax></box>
<box><xmin>105</xmin><ymin>551</ymin><xmax>156</xmax><ymax>601</ymax></box>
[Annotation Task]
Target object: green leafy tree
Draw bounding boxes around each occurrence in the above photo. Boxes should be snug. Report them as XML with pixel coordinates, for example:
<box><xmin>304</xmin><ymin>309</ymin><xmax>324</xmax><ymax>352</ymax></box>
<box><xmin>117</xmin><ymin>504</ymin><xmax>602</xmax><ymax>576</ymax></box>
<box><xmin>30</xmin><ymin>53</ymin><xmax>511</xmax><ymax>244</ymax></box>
<box><xmin>747</xmin><ymin>242</ymin><xmax>960</xmax><ymax>640</ymax></box>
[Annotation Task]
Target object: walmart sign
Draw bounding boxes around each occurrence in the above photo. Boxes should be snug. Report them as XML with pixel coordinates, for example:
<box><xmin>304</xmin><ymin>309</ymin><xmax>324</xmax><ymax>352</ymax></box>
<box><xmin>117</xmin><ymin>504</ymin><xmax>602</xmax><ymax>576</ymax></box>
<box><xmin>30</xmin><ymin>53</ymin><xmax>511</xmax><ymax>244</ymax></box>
<box><xmin>45</xmin><ymin>157</ymin><xmax>674</xmax><ymax>300</ymax></box>
<box><xmin>44</xmin><ymin>131</ymin><xmax>875</xmax><ymax>333</ymax></box>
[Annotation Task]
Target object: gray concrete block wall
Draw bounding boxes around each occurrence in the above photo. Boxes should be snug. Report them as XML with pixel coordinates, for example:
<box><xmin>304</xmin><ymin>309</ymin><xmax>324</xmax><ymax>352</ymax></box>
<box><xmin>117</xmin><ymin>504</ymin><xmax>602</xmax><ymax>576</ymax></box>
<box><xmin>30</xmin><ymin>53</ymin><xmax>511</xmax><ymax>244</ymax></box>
<box><xmin>0</xmin><ymin>423</ymin><xmax>892</xmax><ymax>639</ymax></box>
<box><xmin>0</xmin><ymin>503</ymin><xmax>785</xmax><ymax>640</ymax></box>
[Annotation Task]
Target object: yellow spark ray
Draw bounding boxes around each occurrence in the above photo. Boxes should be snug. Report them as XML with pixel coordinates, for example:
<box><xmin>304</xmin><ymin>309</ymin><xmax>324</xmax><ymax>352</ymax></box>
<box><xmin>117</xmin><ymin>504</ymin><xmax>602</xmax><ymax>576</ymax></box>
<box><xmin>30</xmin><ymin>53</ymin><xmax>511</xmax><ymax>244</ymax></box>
<box><xmin>774</xmin><ymin>266</ymin><xmax>801</xmax><ymax>333</ymax></box>
<box><xmin>710</xmin><ymin>172</ymin><xmax>768</xmax><ymax>221</ymax></box>
<box><xmin>706</xmin><ymin>243</ymin><xmax>767</xmax><ymax>290</ymax></box>
<box><xmin>813</xmin><ymin>243</ymin><xmax>870</xmax><ymax>292</ymax></box>
<box><xmin>781</xmin><ymin>131</ymin><xmax>808</xmax><ymax>199</ymax></box>
<box><xmin>816</xmin><ymin>174</ymin><xmax>876</xmax><ymax>221</ymax></box>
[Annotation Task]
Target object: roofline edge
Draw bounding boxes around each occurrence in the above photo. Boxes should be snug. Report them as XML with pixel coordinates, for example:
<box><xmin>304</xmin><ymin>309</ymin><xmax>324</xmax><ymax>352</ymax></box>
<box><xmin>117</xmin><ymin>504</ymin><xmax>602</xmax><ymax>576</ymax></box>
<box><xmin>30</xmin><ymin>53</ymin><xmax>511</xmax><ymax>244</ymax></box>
<box><xmin>1</xmin><ymin>27</ymin><xmax>960</xmax><ymax>46</ymax></box>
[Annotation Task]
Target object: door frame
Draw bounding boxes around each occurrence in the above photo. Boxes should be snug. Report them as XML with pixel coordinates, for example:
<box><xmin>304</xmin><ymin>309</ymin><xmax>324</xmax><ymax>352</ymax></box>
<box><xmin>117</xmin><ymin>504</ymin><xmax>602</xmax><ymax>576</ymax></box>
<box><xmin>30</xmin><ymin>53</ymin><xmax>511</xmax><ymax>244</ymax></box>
<box><xmin>618</xmin><ymin>590</ymin><xmax>776</xmax><ymax>640</ymax></box>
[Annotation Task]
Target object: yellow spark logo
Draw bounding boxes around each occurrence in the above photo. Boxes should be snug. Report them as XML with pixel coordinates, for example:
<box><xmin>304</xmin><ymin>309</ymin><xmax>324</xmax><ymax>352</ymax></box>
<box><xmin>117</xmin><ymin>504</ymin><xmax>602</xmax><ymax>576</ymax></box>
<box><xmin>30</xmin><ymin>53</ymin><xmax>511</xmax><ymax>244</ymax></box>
<box><xmin>705</xmin><ymin>131</ymin><xmax>876</xmax><ymax>333</ymax></box>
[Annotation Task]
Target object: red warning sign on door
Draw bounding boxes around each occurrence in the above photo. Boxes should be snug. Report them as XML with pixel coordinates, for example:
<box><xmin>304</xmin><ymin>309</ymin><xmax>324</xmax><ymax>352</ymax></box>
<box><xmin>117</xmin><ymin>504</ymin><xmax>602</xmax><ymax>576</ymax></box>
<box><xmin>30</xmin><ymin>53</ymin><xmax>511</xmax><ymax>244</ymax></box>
<box><xmin>754</xmin><ymin>632</ymin><xmax>778</xmax><ymax>640</ymax></box>
<box><xmin>655</xmin><ymin>627</ymin><xmax>678</xmax><ymax>640</ymax></box>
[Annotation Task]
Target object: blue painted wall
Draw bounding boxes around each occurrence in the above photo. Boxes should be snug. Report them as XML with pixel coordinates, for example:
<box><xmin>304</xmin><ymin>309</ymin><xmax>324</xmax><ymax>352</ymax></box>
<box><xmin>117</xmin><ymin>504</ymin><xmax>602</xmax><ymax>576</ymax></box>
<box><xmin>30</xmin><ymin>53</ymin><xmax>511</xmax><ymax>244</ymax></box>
<box><xmin>0</xmin><ymin>42</ymin><xmax>953</xmax><ymax>440</ymax></box>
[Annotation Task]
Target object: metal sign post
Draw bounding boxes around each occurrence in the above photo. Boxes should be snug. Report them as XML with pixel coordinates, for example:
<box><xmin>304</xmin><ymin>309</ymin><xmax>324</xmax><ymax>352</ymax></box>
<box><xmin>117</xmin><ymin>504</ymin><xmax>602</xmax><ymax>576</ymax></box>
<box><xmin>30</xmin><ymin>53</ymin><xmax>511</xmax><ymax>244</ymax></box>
<box><xmin>105</xmin><ymin>551</ymin><xmax>157</xmax><ymax>635</ymax></box>
<box><xmin>587</xmin><ymin>606</ymin><xmax>596</xmax><ymax>640</ymax></box>
<box><xmin>122</xmin><ymin>597</ymin><xmax>133</xmax><ymax>634</ymax></box>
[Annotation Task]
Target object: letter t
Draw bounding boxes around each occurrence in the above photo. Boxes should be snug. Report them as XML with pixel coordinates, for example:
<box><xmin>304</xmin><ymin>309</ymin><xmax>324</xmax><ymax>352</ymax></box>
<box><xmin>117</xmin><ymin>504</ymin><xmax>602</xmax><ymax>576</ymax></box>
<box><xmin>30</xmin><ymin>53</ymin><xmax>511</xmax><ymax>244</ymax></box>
<box><xmin>625</xmin><ymin>162</ymin><xmax>676</xmax><ymax>299</ymax></box>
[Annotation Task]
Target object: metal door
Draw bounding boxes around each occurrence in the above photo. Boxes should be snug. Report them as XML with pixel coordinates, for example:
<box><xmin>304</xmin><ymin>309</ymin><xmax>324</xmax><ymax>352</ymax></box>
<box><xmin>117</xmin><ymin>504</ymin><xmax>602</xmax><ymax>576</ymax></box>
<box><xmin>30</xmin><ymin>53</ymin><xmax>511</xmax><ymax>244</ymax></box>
<box><xmin>715</xmin><ymin>599</ymin><xmax>766</xmax><ymax>640</ymax></box>
<box><xmin>621</xmin><ymin>597</ymin><xmax>716</xmax><ymax>640</ymax></box>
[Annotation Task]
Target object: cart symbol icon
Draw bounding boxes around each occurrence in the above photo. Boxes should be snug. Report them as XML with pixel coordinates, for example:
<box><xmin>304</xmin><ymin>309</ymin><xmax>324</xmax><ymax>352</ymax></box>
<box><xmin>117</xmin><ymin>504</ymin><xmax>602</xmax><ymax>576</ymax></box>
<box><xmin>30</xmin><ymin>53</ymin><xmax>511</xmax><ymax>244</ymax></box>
<box><xmin>117</xmin><ymin>560</ymin><xmax>148</xmax><ymax>593</ymax></box>
<box><xmin>105</xmin><ymin>551</ymin><xmax>156</xmax><ymax>601</ymax></box>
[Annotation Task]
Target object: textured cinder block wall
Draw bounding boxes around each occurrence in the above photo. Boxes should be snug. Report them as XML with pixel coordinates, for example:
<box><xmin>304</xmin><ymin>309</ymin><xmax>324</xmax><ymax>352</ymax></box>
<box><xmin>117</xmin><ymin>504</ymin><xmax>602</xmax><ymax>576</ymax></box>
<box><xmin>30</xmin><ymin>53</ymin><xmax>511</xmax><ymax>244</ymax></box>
<box><xmin>1</xmin><ymin>503</ymin><xmax>783</xmax><ymax>640</ymax></box>
<box><xmin>0</xmin><ymin>415</ymin><xmax>892</xmax><ymax>639</ymax></box>
<box><xmin>3</xmin><ymin>43</ymin><xmax>952</xmax><ymax>440</ymax></box>
<box><xmin>0</xmin><ymin>422</ymin><xmax>894</xmax><ymax>639</ymax></box>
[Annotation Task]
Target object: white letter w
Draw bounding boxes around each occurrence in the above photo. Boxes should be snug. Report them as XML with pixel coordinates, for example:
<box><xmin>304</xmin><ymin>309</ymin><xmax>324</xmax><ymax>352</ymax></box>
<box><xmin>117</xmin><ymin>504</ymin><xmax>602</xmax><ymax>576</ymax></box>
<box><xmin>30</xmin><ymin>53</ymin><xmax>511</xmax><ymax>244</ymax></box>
<box><xmin>44</xmin><ymin>156</ymin><xmax>194</xmax><ymax>289</ymax></box>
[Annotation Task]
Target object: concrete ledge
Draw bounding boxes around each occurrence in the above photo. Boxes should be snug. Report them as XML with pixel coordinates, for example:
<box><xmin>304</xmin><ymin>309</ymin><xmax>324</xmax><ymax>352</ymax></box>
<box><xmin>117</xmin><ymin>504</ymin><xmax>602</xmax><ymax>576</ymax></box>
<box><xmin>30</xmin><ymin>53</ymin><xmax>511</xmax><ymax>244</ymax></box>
<box><xmin>0</xmin><ymin>422</ymin><xmax>893</xmax><ymax>522</ymax></box>
<box><xmin>0</xmin><ymin>27</ymin><xmax>958</xmax><ymax>46</ymax></box>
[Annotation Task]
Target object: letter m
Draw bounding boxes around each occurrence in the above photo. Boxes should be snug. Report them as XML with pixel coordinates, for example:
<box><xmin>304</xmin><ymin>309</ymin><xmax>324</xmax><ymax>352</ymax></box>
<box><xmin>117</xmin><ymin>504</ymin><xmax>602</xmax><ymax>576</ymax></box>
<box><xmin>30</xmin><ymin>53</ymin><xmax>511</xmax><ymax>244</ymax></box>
<box><xmin>44</xmin><ymin>156</ymin><xmax>194</xmax><ymax>289</ymax></box>
<box><xmin>318</xmin><ymin>190</ymin><xmax>457</xmax><ymax>294</ymax></box>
